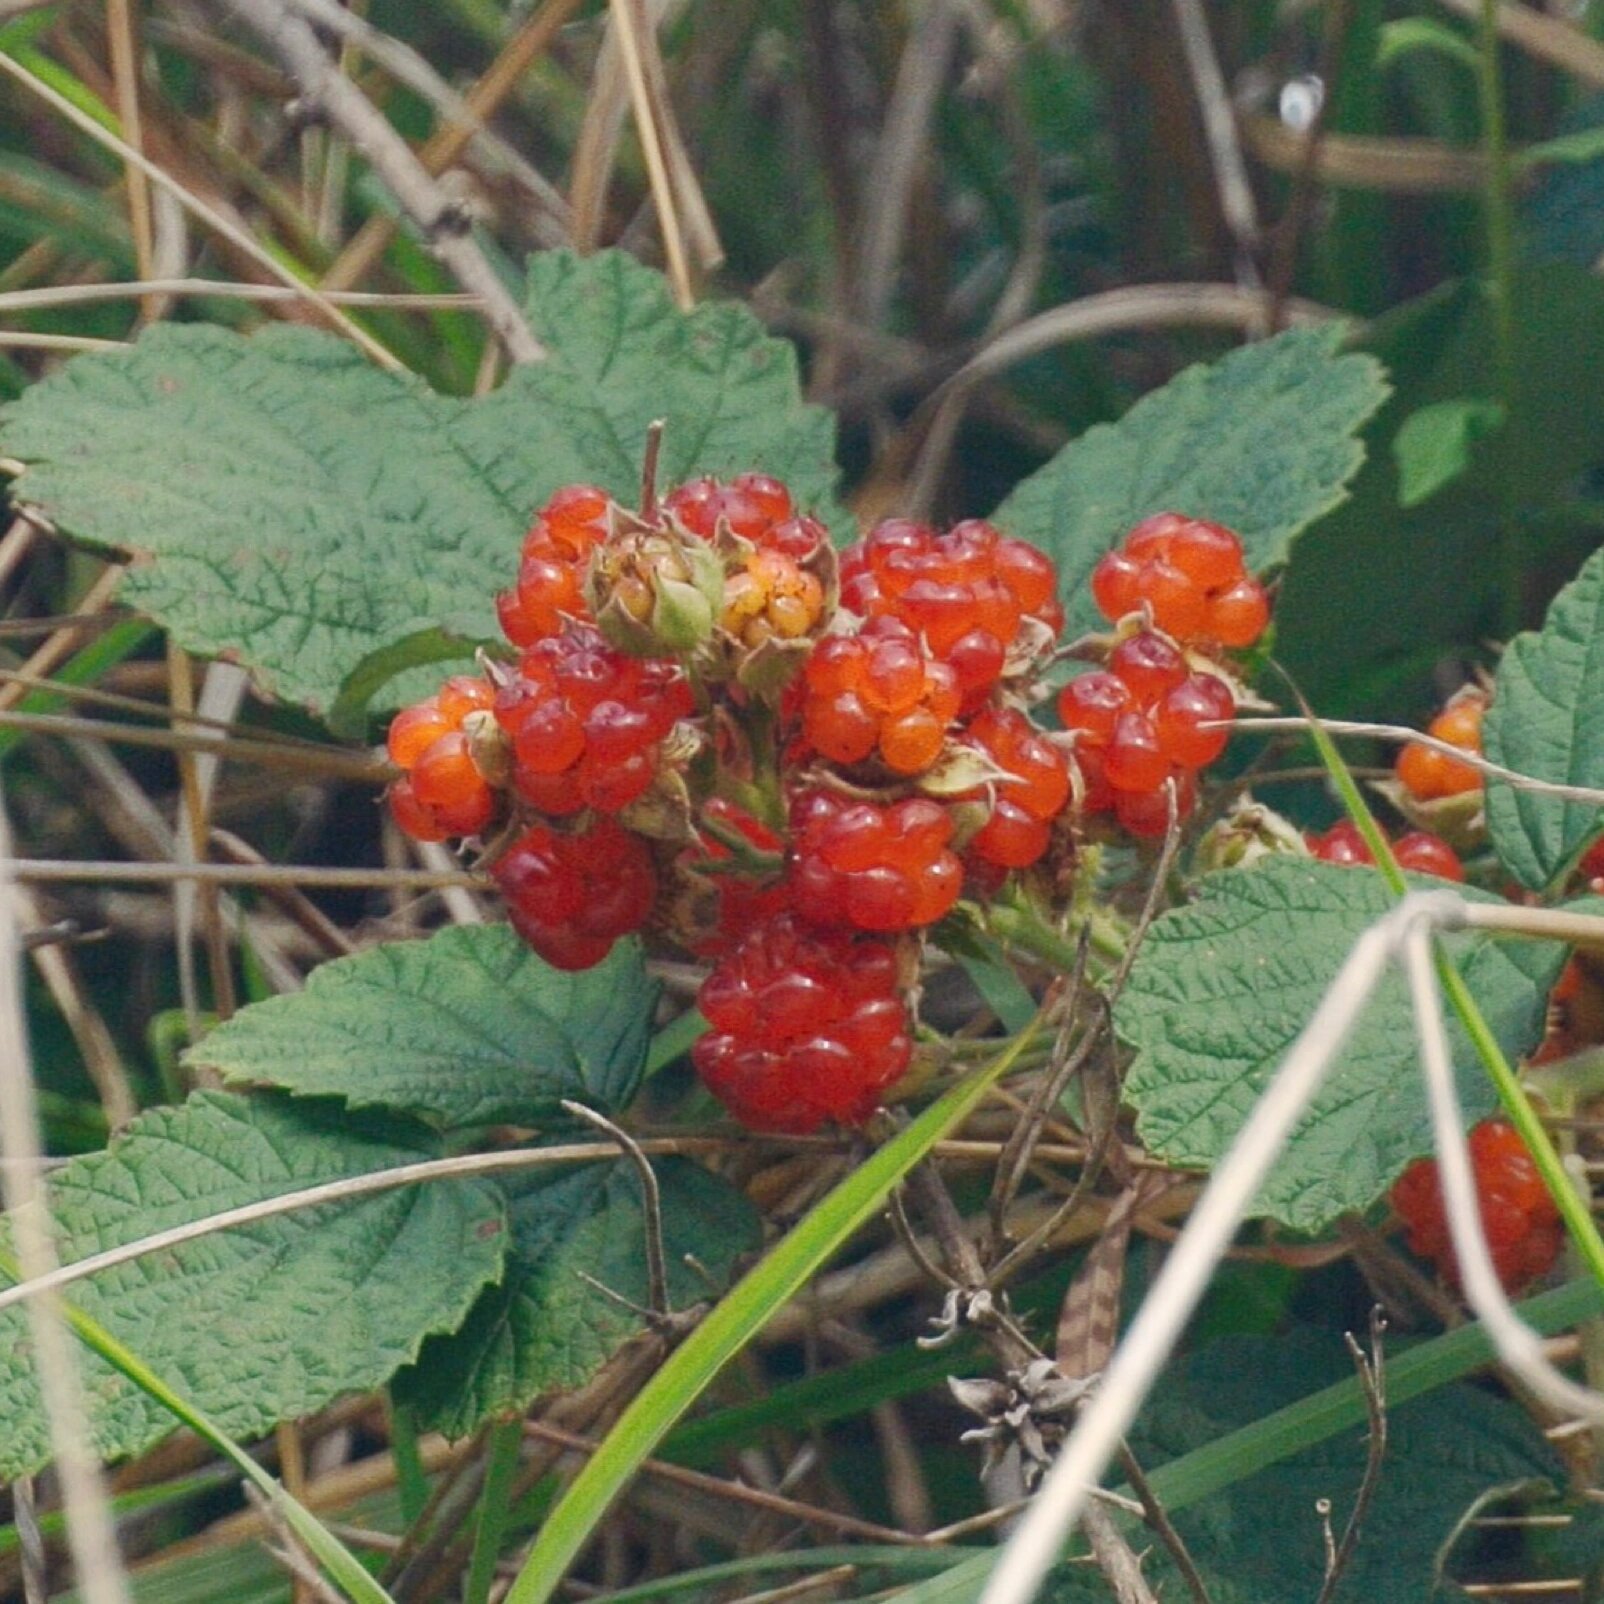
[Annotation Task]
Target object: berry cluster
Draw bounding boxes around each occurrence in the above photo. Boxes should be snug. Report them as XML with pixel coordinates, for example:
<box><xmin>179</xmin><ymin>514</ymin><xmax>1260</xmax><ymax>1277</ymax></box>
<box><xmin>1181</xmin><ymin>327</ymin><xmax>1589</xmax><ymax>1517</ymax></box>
<box><xmin>694</xmin><ymin>914</ymin><xmax>912</xmax><ymax>1131</ymax></box>
<box><xmin>1090</xmin><ymin>512</ymin><xmax>1269</xmax><ymax>647</ymax></box>
<box><xmin>1390</xmin><ymin>1119</ymin><xmax>1562</xmax><ymax>1292</ymax></box>
<box><xmin>1396</xmin><ymin>687</ymin><xmax>1488</xmax><ymax>801</ymax></box>
<box><xmin>1057</xmin><ymin>631</ymin><xmax>1234</xmax><ymax>837</ymax></box>
<box><xmin>1306</xmin><ymin>819</ymin><xmax>1465</xmax><ymax>882</ymax></box>
<box><xmin>839</xmin><ymin>518</ymin><xmax>1063</xmax><ymax>706</ymax></box>
<box><xmin>385</xmin><ymin>471</ymin><xmax>1273</xmax><ymax>1131</ymax></box>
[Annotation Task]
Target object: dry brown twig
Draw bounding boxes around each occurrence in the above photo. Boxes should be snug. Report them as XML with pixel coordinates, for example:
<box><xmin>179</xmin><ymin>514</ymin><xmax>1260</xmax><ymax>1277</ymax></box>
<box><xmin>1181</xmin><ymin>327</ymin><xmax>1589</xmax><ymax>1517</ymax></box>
<box><xmin>211</xmin><ymin>0</ymin><xmax>544</xmax><ymax>364</ymax></box>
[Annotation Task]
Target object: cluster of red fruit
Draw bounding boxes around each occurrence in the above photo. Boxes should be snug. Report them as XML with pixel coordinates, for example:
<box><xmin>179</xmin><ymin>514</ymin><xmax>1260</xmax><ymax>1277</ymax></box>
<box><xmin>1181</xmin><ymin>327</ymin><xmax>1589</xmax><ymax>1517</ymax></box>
<box><xmin>1057</xmin><ymin>514</ymin><xmax>1267</xmax><ymax>837</ymax></box>
<box><xmin>385</xmin><ymin>475</ymin><xmax>1271</xmax><ymax>1131</ymax></box>
<box><xmin>1390</xmin><ymin>1119</ymin><xmax>1562</xmax><ymax>1292</ymax></box>
<box><xmin>1395</xmin><ymin>686</ymin><xmax>1488</xmax><ymax>801</ymax></box>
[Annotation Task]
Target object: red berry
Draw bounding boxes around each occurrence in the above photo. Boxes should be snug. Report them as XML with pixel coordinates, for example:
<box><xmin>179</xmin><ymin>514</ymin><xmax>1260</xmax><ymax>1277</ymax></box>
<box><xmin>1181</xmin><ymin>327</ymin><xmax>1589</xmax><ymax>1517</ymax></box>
<box><xmin>1091</xmin><ymin>513</ymin><xmax>1268</xmax><ymax>651</ymax></box>
<box><xmin>1104</xmin><ymin>712</ymin><xmax>1169</xmax><ymax>794</ymax></box>
<box><xmin>1396</xmin><ymin>690</ymin><xmax>1487</xmax><ymax>802</ymax></box>
<box><xmin>495</xmin><ymin>622</ymin><xmax>692</xmax><ymax>816</ymax></box>
<box><xmin>1113</xmin><ymin>769</ymin><xmax>1196</xmax><ymax>838</ymax></box>
<box><xmin>1108</xmin><ymin>631</ymin><xmax>1188</xmax><ymax>707</ymax></box>
<box><xmin>1394</xmin><ymin>830</ymin><xmax>1466</xmax><ymax>882</ymax></box>
<box><xmin>387</xmin><ymin>678</ymin><xmax>503</xmax><ymax>842</ymax></box>
<box><xmin>1308</xmin><ymin>820</ymin><xmax>1373</xmax><ymax>867</ymax></box>
<box><xmin>960</xmin><ymin>707</ymin><xmax>1072</xmax><ymax>871</ymax></box>
<box><xmin>497</xmin><ymin>485</ymin><xmax>614</xmax><ymax>646</ymax></box>
<box><xmin>789</xmin><ymin>790</ymin><xmax>962</xmax><ymax>932</ymax></box>
<box><xmin>838</xmin><ymin>519</ymin><xmax>1061</xmax><ymax>706</ymax></box>
<box><xmin>1057</xmin><ymin>671</ymin><xmax>1134</xmax><ymax>748</ymax></box>
<box><xmin>1152</xmin><ymin>673</ymin><xmax>1235</xmax><ymax>768</ymax></box>
<box><xmin>798</xmin><ymin>617</ymin><xmax>961</xmax><ymax>776</ymax></box>
<box><xmin>492</xmin><ymin>818</ymin><xmax>656</xmax><ymax>970</ymax></box>
<box><xmin>1390</xmin><ymin>1118</ymin><xmax>1561</xmax><ymax>1293</ymax></box>
<box><xmin>683</xmin><ymin>799</ymin><xmax>789</xmax><ymax>955</ymax></box>
<box><xmin>693</xmin><ymin>913</ymin><xmax>912</xmax><ymax>1132</ymax></box>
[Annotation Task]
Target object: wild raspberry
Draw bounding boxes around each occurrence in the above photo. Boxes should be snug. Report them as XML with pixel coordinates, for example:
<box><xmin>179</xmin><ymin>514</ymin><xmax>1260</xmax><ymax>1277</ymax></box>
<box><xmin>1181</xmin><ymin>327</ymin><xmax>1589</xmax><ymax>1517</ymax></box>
<box><xmin>386</xmin><ymin>676</ymin><xmax>502</xmax><ymax>841</ymax></box>
<box><xmin>1306</xmin><ymin>820</ymin><xmax>1465</xmax><ymax>882</ymax></box>
<box><xmin>959</xmin><ymin>707</ymin><xmax>1072</xmax><ymax>869</ymax></box>
<box><xmin>789</xmin><ymin>790</ymin><xmax>961</xmax><ymax>931</ymax></box>
<box><xmin>839</xmin><ymin>518</ymin><xmax>1062</xmax><ymax>705</ymax></box>
<box><xmin>1390</xmin><ymin>1118</ymin><xmax>1562</xmax><ymax>1292</ymax></box>
<box><xmin>798</xmin><ymin>617</ymin><xmax>962</xmax><ymax>776</ymax></box>
<box><xmin>494</xmin><ymin>622</ymin><xmax>693</xmax><ymax>816</ymax></box>
<box><xmin>497</xmin><ymin>484</ymin><xmax>614</xmax><ymax>647</ymax></box>
<box><xmin>1090</xmin><ymin>513</ymin><xmax>1269</xmax><ymax>649</ymax></box>
<box><xmin>693</xmin><ymin>913</ymin><xmax>912</xmax><ymax>1131</ymax></box>
<box><xmin>491</xmin><ymin>818</ymin><xmax>656</xmax><ymax>971</ymax></box>
<box><xmin>1581</xmin><ymin>836</ymin><xmax>1604</xmax><ymax>890</ymax></box>
<box><xmin>1056</xmin><ymin>637</ymin><xmax>1235</xmax><ymax>836</ymax></box>
<box><xmin>1396</xmin><ymin>688</ymin><xmax>1488</xmax><ymax>801</ymax></box>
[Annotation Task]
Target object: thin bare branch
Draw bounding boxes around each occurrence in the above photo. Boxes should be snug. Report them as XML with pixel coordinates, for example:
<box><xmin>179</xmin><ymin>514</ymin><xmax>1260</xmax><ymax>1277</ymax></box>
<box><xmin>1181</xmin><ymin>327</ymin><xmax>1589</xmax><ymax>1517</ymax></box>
<box><xmin>212</xmin><ymin>0</ymin><xmax>544</xmax><ymax>363</ymax></box>
<box><xmin>0</xmin><ymin>798</ymin><xmax>130</xmax><ymax>1604</ymax></box>
<box><xmin>1227</xmin><ymin>714</ymin><xmax>1604</xmax><ymax>808</ymax></box>
<box><xmin>1313</xmin><ymin>1309</ymin><xmax>1388</xmax><ymax>1604</ymax></box>
<box><xmin>0</xmin><ymin>46</ymin><xmax>397</xmax><ymax>368</ymax></box>
<box><xmin>1</xmin><ymin>859</ymin><xmax>480</xmax><ymax>890</ymax></box>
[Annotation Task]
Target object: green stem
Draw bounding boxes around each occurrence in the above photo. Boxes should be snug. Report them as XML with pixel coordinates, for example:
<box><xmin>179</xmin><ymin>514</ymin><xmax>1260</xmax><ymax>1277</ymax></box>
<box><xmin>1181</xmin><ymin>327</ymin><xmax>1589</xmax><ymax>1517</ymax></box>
<box><xmin>1436</xmin><ymin>953</ymin><xmax>1604</xmax><ymax>1293</ymax></box>
<box><xmin>985</xmin><ymin>895</ymin><xmax>1126</xmax><ymax>972</ymax></box>
<box><xmin>387</xmin><ymin>1390</ymin><xmax>429</xmax><ymax>1529</ymax></box>
<box><xmin>1476</xmin><ymin>0</ymin><xmax>1522</xmax><ymax>636</ymax></box>
<box><xmin>464</xmin><ymin>1418</ymin><xmax>524</xmax><ymax>1604</ymax></box>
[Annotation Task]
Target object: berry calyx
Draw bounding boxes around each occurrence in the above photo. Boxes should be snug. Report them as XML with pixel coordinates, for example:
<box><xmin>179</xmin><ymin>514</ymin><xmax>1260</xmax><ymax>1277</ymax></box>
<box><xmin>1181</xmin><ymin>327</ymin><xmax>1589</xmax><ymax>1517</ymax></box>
<box><xmin>693</xmin><ymin>913</ymin><xmax>912</xmax><ymax>1131</ymax></box>
<box><xmin>491</xmin><ymin>818</ymin><xmax>657</xmax><ymax>970</ymax></box>
<box><xmin>789</xmin><ymin>789</ymin><xmax>962</xmax><ymax>931</ymax></box>
<box><xmin>1090</xmin><ymin>513</ymin><xmax>1269</xmax><ymax>649</ymax></box>
<box><xmin>1396</xmin><ymin>688</ymin><xmax>1488</xmax><ymax>801</ymax></box>
<box><xmin>1390</xmin><ymin>1118</ymin><xmax>1562</xmax><ymax>1292</ymax></box>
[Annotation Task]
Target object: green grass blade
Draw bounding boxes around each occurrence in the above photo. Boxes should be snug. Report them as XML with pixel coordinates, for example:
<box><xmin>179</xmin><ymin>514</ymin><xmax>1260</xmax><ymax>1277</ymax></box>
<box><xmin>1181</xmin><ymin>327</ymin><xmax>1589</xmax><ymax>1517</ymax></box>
<box><xmin>502</xmin><ymin>1024</ymin><xmax>1043</xmax><ymax>1604</ymax></box>
<box><xmin>0</xmin><ymin>618</ymin><xmax>156</xmax><ymax>765</ymax></box>
<box><xmin>464</xmin><ymin>1419</ymin><xmax>523</xmax><ymax>1604</ymax></box>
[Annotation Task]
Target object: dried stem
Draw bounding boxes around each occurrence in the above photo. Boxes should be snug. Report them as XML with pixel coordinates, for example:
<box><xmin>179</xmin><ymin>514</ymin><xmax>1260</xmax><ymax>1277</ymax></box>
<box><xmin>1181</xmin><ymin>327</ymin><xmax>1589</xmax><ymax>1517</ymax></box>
<box><xmin>1313</xmin><ymin>1309</ymin><xmax>1388</xmax><ymax>1604</ymax></box>
<box><xmin>212</xmin><ymin>0</ymin><xmax>543</xmax><ymax>363</ymax></box>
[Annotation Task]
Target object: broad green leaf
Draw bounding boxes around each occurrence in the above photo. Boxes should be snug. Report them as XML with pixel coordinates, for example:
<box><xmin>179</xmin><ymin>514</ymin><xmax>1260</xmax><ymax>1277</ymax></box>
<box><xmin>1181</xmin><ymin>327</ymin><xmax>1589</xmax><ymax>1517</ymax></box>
<box><xmin>1110</xmin><ymin>1331</ymin><xmax>1562</xmax><ymax>1603</ymax></box>
<box><xmin>0</xmin><ymin>1091</ymin><xmax>506</xmax><ymax>1477</ymax></box>
<box><xmin>1118</xmin><ymin>857</ymin><xmax>1563</xmax><ymax>1228</ymax></box>
<box><xmin>0</xmin><ymin>250</ymin><xmax>844</xmax><ymax>715</ymax></box>
<box><xmin>1484</xmin><ymin>544</ymin><xmax>1604</xmax><ymax>889</ymax></box>
<box><xmin>188</xmin><ymin>926</ymin><xmax>655</xmax><ymax>1128</ymax></box>
<box><xmin>1391</xmin><ymin>396</ymin><xmax>1504</xmax><ymax>507</ymax></box>
<box><xmin>397</xmin><ymin>1157</ymin><xmax>760</xmax><ymax>1437</ymax></box>
<box><xmin>990</xmin><ymin>324</ymin><xmax>1387</xmax><ymax>637</ymax></box>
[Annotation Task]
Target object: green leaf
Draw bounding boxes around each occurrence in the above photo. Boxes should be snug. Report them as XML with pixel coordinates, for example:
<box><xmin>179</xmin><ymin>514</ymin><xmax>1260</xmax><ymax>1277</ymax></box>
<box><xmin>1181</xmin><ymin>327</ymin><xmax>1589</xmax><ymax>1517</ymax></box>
<box><xmin>1117</xmin><ymin>857</ymin><xmax>1564</xmax><ymax>1228</ymax></box>
<box><xmin>187</xmin><ymin>926</ymin><xmax>656</xmax><ymax>1128</ymax></box>
<box><xmin>397</xmin><ymin>1157</ymin><xmax>761</xmax><ymax>1437</ymax></box>
<box><xmin>1114</xmin><ymin>1331</ymin><xmax>1562</xmax><ymax>1603</ymax></box>
<box><xmin>1391</xmin><ymin>396</ymin><xmax>1504</xmax><ymax>507</ymax></box>
<box><xmin>0</xmin><ymin>250</ymin><xmax>845</xmax><ymax>715</ymax></box>
<box><xmin>0</xmin><ymin>1091</ymin><xmax>506</xmax><ymax>1477</ymax></box>
<box><xmin>1484</xmin><ymin>544</ymin><xmax>1604</xmax><ymax>890</ymax></box>
<box><xmin>990</xmin><ymin>324</ymin><xmax>1388</xmax><ymax>637</ymax></box>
